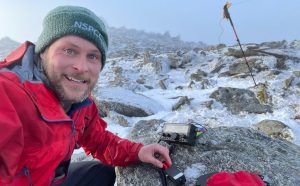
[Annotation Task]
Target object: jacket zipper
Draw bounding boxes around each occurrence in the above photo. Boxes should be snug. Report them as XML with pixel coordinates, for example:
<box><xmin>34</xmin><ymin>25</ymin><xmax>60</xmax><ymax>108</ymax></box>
<box><xmin>67</xmin><ymin>109</ymin><xmax>81</xmax><ymax>158</ymax></box>
<box><xmin>52</xmin><ymin>110</ymin><xmax>82</xmax><ymax>184</ymax></box>
<box><xmin>23</xmin><ymin>167</ymin><xmax>33</xmax><ymax>186</ymax></box>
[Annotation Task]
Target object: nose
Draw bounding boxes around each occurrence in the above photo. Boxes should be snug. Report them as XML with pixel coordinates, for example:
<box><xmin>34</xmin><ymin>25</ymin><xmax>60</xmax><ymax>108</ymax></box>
<box><xmin>72</xmin><ymin>57</ymin><xmax>88</xmax><ymax>73</ymax></box>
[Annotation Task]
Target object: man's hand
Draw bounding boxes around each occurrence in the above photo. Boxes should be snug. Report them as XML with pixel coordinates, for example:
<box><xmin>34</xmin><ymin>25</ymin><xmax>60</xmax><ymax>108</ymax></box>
<box><xmin>138</xmin><ymin>144</ymin><xmax>172</xmax><ymax>168</ymax></box>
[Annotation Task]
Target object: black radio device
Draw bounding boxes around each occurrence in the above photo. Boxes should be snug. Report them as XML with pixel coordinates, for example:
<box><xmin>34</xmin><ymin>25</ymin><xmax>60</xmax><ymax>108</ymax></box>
<box><xmin>160</xmin><ymin>123</ymin><xmax>197</xmax><ymax>145</ymax></box>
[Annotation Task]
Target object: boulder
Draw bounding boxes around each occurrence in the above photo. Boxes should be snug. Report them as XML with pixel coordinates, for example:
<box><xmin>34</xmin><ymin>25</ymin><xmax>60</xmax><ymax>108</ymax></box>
<box><xmin>225</xmin><ymin>48</ymin><xmax>260</xmax><ymax>58</ymax></box>
<box><xmin>172</xmin><ymin>96</ymin><xmax>191</xmax><ymax>111</ymax></box>
<box><xmin>222</xmin><ymin>57</ymin><xmax>268</xmax><ymax>77</ymax></box>
<box><xmin>116</xmin><ymin>126</ymin><xmax>300</xmax><ymax>186</ymax></box>
<box><xmin>209</xmin><ymin>87</ymin><xmax>272</xmax><ymax>114</ymax></box>
<box><xmin>128</xmin><ymin>119</ymin><xmax>165</xmax><ymax>145</ymax></box>
<box><xmin>259</xmin><ymin>40</ymin><xmax>288</xmax><ymax>49</ymax></box>
<box><xmin>190</xmin><ymin>69</ymin><xmax>207</xmax><ymax>82</ymax></box>
<box><xmin>252</xmin><ymin>119</ymin><xmax>293</xmax><ymax>141</ymax></box>
<box><xmin>94</xmin><ymin>87</ymin><xmax>164</xmax><ymax>117</ymax></box>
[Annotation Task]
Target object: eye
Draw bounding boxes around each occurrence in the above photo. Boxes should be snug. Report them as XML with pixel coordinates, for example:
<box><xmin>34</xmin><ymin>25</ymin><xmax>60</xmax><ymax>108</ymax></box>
<box><xmin>87</xmin><ymin>53</ymin><xmax>100</xmax><ymax>62</ymax></box>
<box><xmin>63</xmin><ymin>48</ymin><xmax>76</xmax><ymax>56</ymax></box>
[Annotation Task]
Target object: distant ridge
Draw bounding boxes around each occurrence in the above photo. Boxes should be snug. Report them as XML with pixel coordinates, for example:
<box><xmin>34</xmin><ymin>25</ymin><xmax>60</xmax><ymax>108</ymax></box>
<box><xmin>0</xmin><ymin>37</ymin><xmax>20</xmax><ymax>60</ymax></box>
<box><xmin>0</xmin><ymin>27</ymin><xmax>207</xmax><ymax>60</ymax></box>
<box><xmin>107</xmin><ymin>26</ymin><xmax>207</xmax><ymax>58</ymax></box>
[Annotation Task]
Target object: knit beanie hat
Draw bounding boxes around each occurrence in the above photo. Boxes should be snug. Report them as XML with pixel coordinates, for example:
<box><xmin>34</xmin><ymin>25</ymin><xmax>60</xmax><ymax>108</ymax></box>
<box><xmin>35</xmin><ymin>5</ymin><xmax>109</xmax><ymax>68</ymax></box>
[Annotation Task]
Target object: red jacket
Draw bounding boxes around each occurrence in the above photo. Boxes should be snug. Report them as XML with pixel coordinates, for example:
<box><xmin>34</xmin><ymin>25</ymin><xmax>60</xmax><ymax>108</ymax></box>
<box><xmin>0</xmin><ymin>42</ymin><xmax>143</xmax><ymax>186</ymax></box>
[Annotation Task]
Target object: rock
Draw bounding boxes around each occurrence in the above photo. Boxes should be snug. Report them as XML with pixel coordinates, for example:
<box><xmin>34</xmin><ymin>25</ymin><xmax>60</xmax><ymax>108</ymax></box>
<box><xmin>202</xmin><ymin>100</ymin><xmax>213</xmax><ymax>110</ymax></box>
<box><xmin>201</xmin><ymin>79</ymin><xmax>210</xmax><ymax>89</ymax></box>
<box><xmin>117</xmin><ymin>126</ymin><xmax>300</xmax><ymax>186</ymax></box>
<box><xmin>107</xmin><ymin>111</ymin><xmax>129</xmax><ymax>127</ymax></box>
<box><xmin>176</xmin><ymin>50</ymin><xmax>184</xmax><ymax>57</ymax></box>
<box><xmin>71</xmin><ymin>151</ymin><xmax>93</xmax><ymax>162</ymax></box>
<box><xmin>250</xmin><ymin>48</ymin><xmax>300</xmax><ymax>63</ymax></box>
<box><xmin>109</xmin><ymin>66</ymin><xmax>127</xmax><ymax>86</ymax></box>
<box><xmin>200</xmin><ymin>50</ymin><xmax>207</xmax><ymax>56</ymax></box>
<box><xmin>187</xmin><ymin>81</ymin><xmax>195</xmax><ymax>89</ymax></box>
<box><xmin>144</xmin><ymin>85</ymin><xmax>154</xmax><ymax>89</ymax></box>
<box><xmin>289</xmin><ymin>40</ymin><xmax>300</xmax><ymax>49</ymax></box>
<box><xmin>225</xmin><ymin>57</ymin><xmax>267</xmax><ymax>76</ymax></box>
<box><xmin>94</xmin><ymin>87</ymin><xmax>164</xmax><ymax>117</ymax></box>
<box><xmin>267</xmin><ymin>70</ymin><xmax>281</xmax><ymax>76</ymax></box>
<box><xmin>209</xmin><ymin>87</ymin><xmax>272</xmax><ymax>114</ymax></box>
<box><xmin>246</xmin><ymin>44</ymin><xmax>260</xmax><ymax>50</ymax></box>
<box><xmin>193</xmin><ymin>48</ymin><xmax>205</xmax><ymax>54</ymax></box>
<box><xmin>225</xmin><ymin>48</ymin><xmax>259</xmax><ymax>58</ymax></box>
<box><xmin>294</xmin><ymin>115</ymin><xmax>300</xmax><ymax>120</ymax></box>
<box><xmin>136</xmin><ymin>75</ymin><xmax>145</xmax><ymax>84</ymax></box>
<box><xmin>158</xmin><ymin>79</ymin><xmax>167</xmax><ymax>90</ymax></box>
<box><xmin>99</xmin><ymin>100</ymin><xmax>150</xmax><ymax>117</ymax></box>
<box><xmin>227</xmin><ymin>61</ymin><xmax>255</xmax><ymax>76</ymax></box>
<box><xmin>128</xmin><ymin>119</ymin><xmax>165</xmax><ymax>145</ymax></box>
<box><xmin>259</xmin><ymin>40</ymin><xmax>288</xmax><ymax>49</ymax></box>
<box><xmin>190</xmin><ymin>69</ymin><xmax>207</xmax><ymax>82</ymax></box>
<box><xmin>172</xmin><ymin>96</ymin><xmax>191</xmax><ymax>111</ymax></box>
<box><xmin>275</xmin><ymin>57</ymin><xmax>287</xmax><ymax>70</ymax></box>
<box><xmin>143</xmin><ymin>51</ymin><xmax>151</xmax><ymax>64</ymax></box>
<box><xmin>252</xmin><ymin>119</ymin><xmax>293</xmax><ymax>141</ymax></box>
<box><xmin>254</xmin><ymin>82</ymin><xmax>272</xmax><ymax>104</ymax></box>
<box><xmin>175</xmin><ymin>85</ymin><xmax>184</xmax><ymax>90</ymax></box>
<box><xmin>283</xmin><ymin>76</ymin><xmax>294</xmax><ymax>89</ymax></box>
<box><xmin>216</xmin><ymin>43</ymin><xmax>226</xmax><ymax>50</ymax></box>
<box><xmin>133</xmin><ymin>53</ymin><xmax>140</xmax><ymax>59</ymax></box>
<box><xmin>207</xmin><ymin>43</ymin><xmax>227</xmax><ymax>51</ymax></box>
<box><xmin>182</xmin><ymin>53</ymin><xmax>193</xmax><ymax>65</ymax></box>
<box><xmin>168</xmin><ymin>53</ymin><xmax>183</xmax><ymax>69</ymax></box>
<box><xmin>293</xmin><ymin>71</ymin><xmax>300</xmax><ymax>77</ymax></box>
<box><xmin>92</xmin><ymin>95</ymin><xmax>107</xmax><ymax>117</ymax></box>
<box><xmin>0</xmin><ymin>37</ymin><xmax>20</xmax><ymax>60</ymax></box>
<box><xmin>210</xmin><ymin>64</ymin><xmax>225</xmax><ymax>74</ymax></box>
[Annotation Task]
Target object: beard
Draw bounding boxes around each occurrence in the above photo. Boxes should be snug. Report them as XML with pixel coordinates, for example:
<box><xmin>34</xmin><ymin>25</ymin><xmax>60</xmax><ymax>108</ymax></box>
<box><xmin>41</xmin><ymin>58</ymin><xmax>97</xmax><ymax>108</ymax></box>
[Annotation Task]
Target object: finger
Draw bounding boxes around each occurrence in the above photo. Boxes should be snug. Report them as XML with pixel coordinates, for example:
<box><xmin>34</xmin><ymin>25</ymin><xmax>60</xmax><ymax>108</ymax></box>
<box><xmin>155</xmin><ymin>146</ymin><xmax>172</xmax><ymax>164</ymax></box>
<box><xmin>149</xmin><ymin>158</ymin><xmax>164</xmax><ymax>168</ymax></box>
<box><xmin>154</xmin><ymin>152</ymin><xmax>166</xmax><ymax>162</ymax></box>
<box><xmin>162</xmin><ymin>153</ymin><xmax>172</xmax><ymax>165</ymax></box>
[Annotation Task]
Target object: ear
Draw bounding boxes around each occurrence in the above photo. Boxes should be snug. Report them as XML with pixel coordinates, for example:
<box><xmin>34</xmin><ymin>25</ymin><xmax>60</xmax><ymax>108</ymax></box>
<box><xmin>39</xmin><ymin>52</ymin><xmax>45</xmax><ymax>60</ymax></box>
<box><xmin>39</xmin><ymin>47</ymin><xmax>49</xmax><ymax>61</ymax></box>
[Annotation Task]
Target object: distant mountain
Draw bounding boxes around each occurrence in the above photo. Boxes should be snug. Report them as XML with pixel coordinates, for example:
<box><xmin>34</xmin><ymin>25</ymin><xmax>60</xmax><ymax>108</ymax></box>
<box><xmin>0</xmin><ymin>37</ymin><xmax>20</xmax><ymax>60</ymax></box>
<box><xmin>107</xmin><ymin>26</ymin><xmax>207</xmax><ymax>58</ymax></box>
<box><xmin>0</xmin><ymin>27</ymin><xmax>207</xmax><ymax>60</ymax></box>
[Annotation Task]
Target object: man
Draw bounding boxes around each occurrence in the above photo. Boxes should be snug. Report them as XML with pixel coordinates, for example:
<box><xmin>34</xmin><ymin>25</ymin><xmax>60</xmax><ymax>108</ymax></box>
<box><xmin>0</xmin><ymin>5</ymin><xmax>171</xmax><ymax>186</ymax></box>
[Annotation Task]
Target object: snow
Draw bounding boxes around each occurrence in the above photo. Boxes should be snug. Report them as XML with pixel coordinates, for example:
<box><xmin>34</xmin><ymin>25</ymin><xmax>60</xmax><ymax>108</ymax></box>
<box><xmin>184</xmin><ymin>163</ymin><xmax>207</xmax><ymax>180</ymax></box>
<box><xmin>71</xmin><ymin>38</ymin><xmax>300</xmax><ymax>181</ymax></box>
<box><xmin>95</xmin><ymin>87</ymin><xmax>165</xmax><ymax>114</ymax></box>
<box><xmin>1</xmin><ymin>25</ymin><xmax>299</xmax><ymax>185</ymax></box>
<box><xmin>74</xmin><ymin>43</ymin><xmax>300</xmax><ymax>161</ymax></box>
<box><xmin>94</xmin><ymin>45</ymin><xmax>300</xmax><ymax>146</ymax></box>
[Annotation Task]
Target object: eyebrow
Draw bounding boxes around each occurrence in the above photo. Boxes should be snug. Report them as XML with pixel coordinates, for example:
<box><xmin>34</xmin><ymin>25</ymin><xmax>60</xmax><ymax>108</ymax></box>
<box><xmin>64</xmin><ymin>42</ymin><xmax>101</xmax><ymax>54</ymax></box>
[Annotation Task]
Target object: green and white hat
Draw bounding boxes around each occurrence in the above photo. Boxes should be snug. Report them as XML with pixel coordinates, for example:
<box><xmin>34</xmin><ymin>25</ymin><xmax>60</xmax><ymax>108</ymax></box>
<box><xmin>35</xmin><ymin>5</ymin><xmax>109</xmax><ymax>68</ymax></box>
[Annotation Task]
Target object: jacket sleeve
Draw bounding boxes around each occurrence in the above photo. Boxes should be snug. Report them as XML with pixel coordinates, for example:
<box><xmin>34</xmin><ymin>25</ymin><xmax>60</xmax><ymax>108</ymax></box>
<box><xmin>77</xmin><ymin>102</ymin><xmax>144</xmax><ymax>167</ymax></box>
<box><xmin>0</xmin><ymin>80</ymin><xmax>24</xmax><ymax>184</ymax></box>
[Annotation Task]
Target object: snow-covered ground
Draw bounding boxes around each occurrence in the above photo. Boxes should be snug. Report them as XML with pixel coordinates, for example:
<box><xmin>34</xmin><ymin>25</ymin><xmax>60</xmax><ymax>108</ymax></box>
<box><xmin>1</xmin><ymin>33</ymin><xmax>299</xmax><ymax>184</ymax></box>
<box><xmin>94</xmin><ymin>43</ymin><xmax>300</xmax><ymax>147</ymax></box>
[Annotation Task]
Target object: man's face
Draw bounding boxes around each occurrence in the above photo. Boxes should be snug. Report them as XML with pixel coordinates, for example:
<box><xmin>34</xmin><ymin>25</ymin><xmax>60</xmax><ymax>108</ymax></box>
<box><xmin>40</xmin><ymin>35</ymin><xmax>102</xmax><ymax>106</ymax></box>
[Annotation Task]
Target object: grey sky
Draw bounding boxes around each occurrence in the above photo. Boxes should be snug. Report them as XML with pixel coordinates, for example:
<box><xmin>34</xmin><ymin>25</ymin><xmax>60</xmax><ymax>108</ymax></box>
<box><xmin>0</xmin><ymin>0</ymin><xmax>299</xmax><ymax>45</ymax></box>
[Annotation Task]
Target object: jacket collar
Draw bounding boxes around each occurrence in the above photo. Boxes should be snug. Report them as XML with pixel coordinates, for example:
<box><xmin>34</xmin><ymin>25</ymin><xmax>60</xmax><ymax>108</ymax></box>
<box><xmin>24</xmin><ymin>81</ymin><xmax>92</xmax><ymax>121</ymax></box>
<box><xmin>67</xmin><ymin>98</ymin><xmax>92</xmax><ymax>116</ymax></box>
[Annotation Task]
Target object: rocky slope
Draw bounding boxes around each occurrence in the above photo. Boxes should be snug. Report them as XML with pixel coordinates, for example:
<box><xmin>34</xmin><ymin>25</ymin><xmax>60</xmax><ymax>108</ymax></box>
<box><xmin>117</xmin><ymin>120</ymin><xmax>300</xmax><ymax>185</ymax></box>
<box><xmin>1</xmin><ymin>28</ymin><xmax>300</xmax><ymax>186</ymax></box>
<box><xmin>0</xmin><ymin>37</ymin><xmax>20</xmax><ymax>60</ymax></box>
